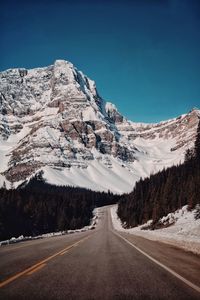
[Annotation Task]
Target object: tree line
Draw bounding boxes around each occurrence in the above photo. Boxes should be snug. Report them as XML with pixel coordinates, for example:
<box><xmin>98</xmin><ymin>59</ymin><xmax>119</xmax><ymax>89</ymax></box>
<box><xmin>0</xmin><ymin>174</ymin><xmax>119</xmax><ymax>240</ymax></box>
<box><xmin>117</xmin><ymin>119</ymin><xmax>200</xmax><ymax>229</ymax></box>
<box><xmin>1</xmin><ymin>119</ymin><xmax>199</xmax><ymax>239</ymax></box>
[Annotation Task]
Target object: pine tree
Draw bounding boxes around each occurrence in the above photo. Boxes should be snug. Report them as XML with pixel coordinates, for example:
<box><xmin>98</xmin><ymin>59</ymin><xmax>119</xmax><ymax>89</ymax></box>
<box><xmin>118</xmin><ymin>124</ymin><xmax>200</xmax><ymax>228</ymax></box>
<box><xmin>184</xmin><ymin>148</ymin><xmax>194</xmax><ymax>162</ymax></box>
<box><xmin>194</xmin><ymin>118</ymin><xmax>200</xmax><ymax>161</ymax></box>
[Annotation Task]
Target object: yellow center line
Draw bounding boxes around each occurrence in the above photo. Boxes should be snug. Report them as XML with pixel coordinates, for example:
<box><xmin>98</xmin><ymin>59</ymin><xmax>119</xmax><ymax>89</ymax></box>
<box><xmin>0</xmin><ymin>234</ymin><xmax>92</xmax><ymax>288</ymax></box>
<box><xmin>60</xmin><ymin>243</ymin><xmax>75</xmax><ymax>255</ymax></box>
<box><xmin>27</xmin><ymin>263</ymin><xmax>46</xmax><ymax>275</ymax></box>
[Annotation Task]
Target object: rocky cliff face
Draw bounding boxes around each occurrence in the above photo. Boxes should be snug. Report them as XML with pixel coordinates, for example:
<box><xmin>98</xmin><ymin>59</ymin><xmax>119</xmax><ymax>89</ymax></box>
<box><xmin>0</xmin><ymin>60</ymin><xmax>199</xmax><ymax>193</ymax></box>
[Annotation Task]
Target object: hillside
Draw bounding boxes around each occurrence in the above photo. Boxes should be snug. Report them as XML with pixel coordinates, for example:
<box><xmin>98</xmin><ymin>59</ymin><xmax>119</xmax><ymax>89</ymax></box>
<box><xmin>0</xmin><ymin>174</ymin><xmax>118</xmax><ymax>240</ymax></box>
<box><xmin>117</xmin><ymin>120</ymin><xmax>200</xmax><ymax>228</ymax></box>
<box><xmin>0</xmin><ymin>60</ymin><xmax>199</xmax><ymax>193</ymax></box>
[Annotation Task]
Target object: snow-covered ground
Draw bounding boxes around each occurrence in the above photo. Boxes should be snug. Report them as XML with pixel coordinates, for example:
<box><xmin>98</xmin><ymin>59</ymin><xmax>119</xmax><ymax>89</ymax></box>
<box><xmin>0</xmin><ymin>207</ymin><xmax>99</xmax><ymax>246</ymax></box>
<box><xmin>111</xmin><ymin>205</ymin><xmax>200</xmax><ymax>255</ymax></box>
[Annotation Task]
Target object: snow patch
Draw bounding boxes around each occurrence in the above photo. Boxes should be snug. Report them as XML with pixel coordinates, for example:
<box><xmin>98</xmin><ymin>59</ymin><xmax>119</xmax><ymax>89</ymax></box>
<box><xmin>111</xmin><ymin>205</ymin><xmax>200</xmax><ymax>255</ymax></box>
<box><xmin>42</xmin><ymin>157</ymin><xmax>137</xmax><ymax>194</ymax></box>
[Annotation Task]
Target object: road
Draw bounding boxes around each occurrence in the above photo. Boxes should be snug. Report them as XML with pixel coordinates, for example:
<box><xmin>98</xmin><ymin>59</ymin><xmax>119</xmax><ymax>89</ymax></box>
<box><xmin>0</xmin><ymin>206</ymin><xmax>200</xmax><ymax>300</ymax></box>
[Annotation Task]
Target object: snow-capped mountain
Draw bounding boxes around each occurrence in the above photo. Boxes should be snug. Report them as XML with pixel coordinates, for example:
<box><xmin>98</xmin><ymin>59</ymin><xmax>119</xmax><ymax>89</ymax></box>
<box><xmin>0</xmin><ymin>60</ymin><xmax>199</xmax><ymax>193</ymax></box>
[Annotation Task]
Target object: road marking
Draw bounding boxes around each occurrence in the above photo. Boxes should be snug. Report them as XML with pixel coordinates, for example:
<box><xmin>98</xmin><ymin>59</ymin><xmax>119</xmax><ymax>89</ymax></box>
<box><xmin>27</xmin><ymin>263</ymin><xmax>46</xmax><ymax>275</ymax></box>
<box><xmin>0</xmin><ymin>234</ymin><xmax>91</xmax><ymax>288</ymax></box>
<box><xmin>59</xmin><ymin>236</ymin><xmax>91</xmax><ymax>256</ymax></box>
<box><xmin>112</xmin><ymin>230</ymin><xmax>200</xmax><ymax>294</ymax></box>
<box><xmin>59</xmin><ymin>245</ymin><xmax>74</xmax><ymax>255</ymax></box>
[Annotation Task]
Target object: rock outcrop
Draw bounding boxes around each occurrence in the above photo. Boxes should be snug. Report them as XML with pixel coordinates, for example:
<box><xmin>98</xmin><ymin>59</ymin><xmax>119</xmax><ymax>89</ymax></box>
<box><xmin>0</xmin><ymin>60</ymin><xmax>199</xmax><ymax>193</ymax></box>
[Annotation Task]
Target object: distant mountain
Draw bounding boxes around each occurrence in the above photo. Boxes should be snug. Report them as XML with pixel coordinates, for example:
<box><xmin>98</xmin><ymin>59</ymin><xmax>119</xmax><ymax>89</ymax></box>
<box><xmin>117</xmin><ymin>119</ymin><xmax>200</xmax><ymax>228</ymax></box>
<box><xmin>0</xmin><ymin>60</ymin><xmax>199</xmax><ymax>193</ymax></box>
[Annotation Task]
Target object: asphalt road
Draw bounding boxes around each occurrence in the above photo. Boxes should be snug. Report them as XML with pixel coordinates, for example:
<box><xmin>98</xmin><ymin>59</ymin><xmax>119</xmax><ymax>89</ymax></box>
<box><xmin>0</xmin><ymin>206</ymin><xmax>200</xmax><ymax>300</ymax></box>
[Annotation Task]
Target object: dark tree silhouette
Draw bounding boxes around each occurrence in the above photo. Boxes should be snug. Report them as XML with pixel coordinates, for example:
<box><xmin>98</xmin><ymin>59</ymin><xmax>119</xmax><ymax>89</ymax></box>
<box><xmin>0</xmin><ymin>176</ymin><xmax>119</xmax><ymax>240</ymax></box>
<box><xmin>118</xmin><ymin>125</ymin><xmax>200</xmax><ymax>228</ymax></box>
<box><xmin>194</xmin><ymin>118</ymin><xmax>200</xmax><ymax>161</ymax></box>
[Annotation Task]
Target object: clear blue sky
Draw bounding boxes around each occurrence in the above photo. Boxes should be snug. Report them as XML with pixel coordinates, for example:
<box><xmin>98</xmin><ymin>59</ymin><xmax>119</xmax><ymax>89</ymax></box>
<box><xmin>1</xmin><ymin>0</ymin><xmax>200</xmax><ymax>122</ymax></box>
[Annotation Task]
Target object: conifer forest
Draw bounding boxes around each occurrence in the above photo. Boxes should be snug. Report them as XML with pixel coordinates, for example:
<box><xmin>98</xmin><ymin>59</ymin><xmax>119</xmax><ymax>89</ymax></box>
<box><xmin>117</xmin><ymin>119</ymin><xmax>200</xmax><ymax>228</ymax></box>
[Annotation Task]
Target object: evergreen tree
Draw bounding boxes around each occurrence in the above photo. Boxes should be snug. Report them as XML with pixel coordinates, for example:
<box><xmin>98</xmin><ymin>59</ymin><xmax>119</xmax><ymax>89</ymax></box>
<box><xmin>194</xmin><ymin>118</ymin><xmax>200</xmax><ymax>161</ymax></box>
<box><xmin>0</xmin><ymin>175</ymin><xmax>119</xmax><ymax>240</ymax></box>
<box><xmin>118</xmin><ymin>125</ymin><xmax>200</xmax><ymax>228</ymax></box>
<box><xmin>184</xmin><ymin>148</ymin><xmax>194</xmax><ymax>162</ymax></box>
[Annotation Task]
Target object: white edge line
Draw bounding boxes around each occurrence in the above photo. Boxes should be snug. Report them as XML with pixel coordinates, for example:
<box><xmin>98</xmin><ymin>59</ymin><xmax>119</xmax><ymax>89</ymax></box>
<box><xmin>112</xmin><ymin>230</ymin><xmax>200</xmax><ymax>294</ymax></box>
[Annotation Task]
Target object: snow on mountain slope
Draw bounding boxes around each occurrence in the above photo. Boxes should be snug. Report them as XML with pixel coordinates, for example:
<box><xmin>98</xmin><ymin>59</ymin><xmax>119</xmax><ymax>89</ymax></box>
<box><xmin>0</xmin><ymin>60</ymin><xmax>199</xmax><ymax>193</ymax></box>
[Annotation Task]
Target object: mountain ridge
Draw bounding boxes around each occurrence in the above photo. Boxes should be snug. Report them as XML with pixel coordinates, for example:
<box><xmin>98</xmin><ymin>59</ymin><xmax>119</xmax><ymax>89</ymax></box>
<box><xmin>0</xmin><ymin>60</ymin><xmax>199</xmax><ymax>193</ymax></box>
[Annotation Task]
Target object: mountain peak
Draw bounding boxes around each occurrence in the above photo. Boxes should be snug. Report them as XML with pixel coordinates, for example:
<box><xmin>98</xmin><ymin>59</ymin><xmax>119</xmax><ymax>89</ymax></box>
<box><xmin>53</xmin><ymin>59</ymin><xmax>74</xmax><ymax>74</ymax></box>
<box><xmin>188</xmin><ymin>107</ymin><xmax>200</xmax><ymax>116</ymax></box>
<box><xmin>54</xmin><ymin>59</ymin><xmax>73</xmax><ymax>66</ymax></box>
<box><xmin>0</xmin><ymin>60</ymin><xmax>199</xmax><ymax>193</ymax></box>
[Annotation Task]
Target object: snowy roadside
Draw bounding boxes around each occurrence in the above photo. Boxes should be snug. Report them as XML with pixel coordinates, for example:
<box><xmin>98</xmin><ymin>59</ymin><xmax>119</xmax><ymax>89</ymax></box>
<box><xmin>0</xmin><ymin>208</ymin><xmax>99</xmax><ymax>247</ymax></box>
<box><xmin>111</xmin><ymin>205</ymin><xmax>200</xmax><ymax>255</ymax></box>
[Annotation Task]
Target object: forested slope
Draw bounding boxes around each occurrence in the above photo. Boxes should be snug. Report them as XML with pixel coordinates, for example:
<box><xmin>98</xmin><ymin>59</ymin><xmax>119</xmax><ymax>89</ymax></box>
<box><xmin>118</xmin><ymin>119</ymin><xmax>200</xmax><ymax>228</ymax></box>
<box><xmin>0</xmin><ymin>175</ymin><xmax>118</xmax><ymax>240</ymax></box>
